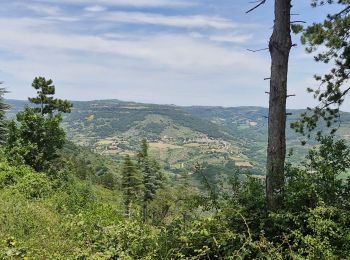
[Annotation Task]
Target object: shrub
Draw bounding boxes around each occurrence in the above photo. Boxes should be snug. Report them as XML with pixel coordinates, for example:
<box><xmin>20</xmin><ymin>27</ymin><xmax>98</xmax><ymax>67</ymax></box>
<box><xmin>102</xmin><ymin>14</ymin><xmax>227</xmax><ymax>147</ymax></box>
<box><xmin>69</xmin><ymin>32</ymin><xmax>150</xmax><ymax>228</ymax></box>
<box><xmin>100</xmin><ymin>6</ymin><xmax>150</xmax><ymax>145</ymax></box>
<box><xmin>16</xmin><ymin>172</ymin><xmax>51</xmax><ymax>199</ymax></box>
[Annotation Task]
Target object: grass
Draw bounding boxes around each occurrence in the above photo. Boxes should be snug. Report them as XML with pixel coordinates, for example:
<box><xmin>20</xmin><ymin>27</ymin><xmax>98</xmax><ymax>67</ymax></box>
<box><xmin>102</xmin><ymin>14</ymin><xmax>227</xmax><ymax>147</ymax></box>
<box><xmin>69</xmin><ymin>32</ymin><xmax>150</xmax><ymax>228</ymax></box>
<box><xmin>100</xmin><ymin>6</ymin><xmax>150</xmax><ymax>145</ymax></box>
<box><xmin>97</xmin><ymin>140</ymin><xmax>114</xmax><ymax>145</ymax></box>
<box><xmin>235</xmin><ymin>161</ymin><xmax>253</xmax><ymax>168</ymax></box>
<box><xmin>183</xmin><ymin>143</ymin><xmax>203</xmax><ymax>148</ymax></box>
<box><xmin>86</xmin><ymin>115</ymin><xmax>95</xmax><ymax>121</ymax></box>
<box><xmin>149</xmin><ymin>142</ymin><xmax>183</xmax><ymax>150</ymax></box>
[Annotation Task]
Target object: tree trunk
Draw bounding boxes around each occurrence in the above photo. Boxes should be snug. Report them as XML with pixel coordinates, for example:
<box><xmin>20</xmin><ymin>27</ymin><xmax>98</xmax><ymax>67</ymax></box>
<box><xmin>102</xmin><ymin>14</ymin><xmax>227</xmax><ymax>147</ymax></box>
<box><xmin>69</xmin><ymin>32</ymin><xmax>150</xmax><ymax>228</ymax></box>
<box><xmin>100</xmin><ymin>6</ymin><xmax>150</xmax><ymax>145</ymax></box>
<box><xmin>266</xmin><ymin>0</ymin><xmax>292</xmax><ymax>211</ymax></box>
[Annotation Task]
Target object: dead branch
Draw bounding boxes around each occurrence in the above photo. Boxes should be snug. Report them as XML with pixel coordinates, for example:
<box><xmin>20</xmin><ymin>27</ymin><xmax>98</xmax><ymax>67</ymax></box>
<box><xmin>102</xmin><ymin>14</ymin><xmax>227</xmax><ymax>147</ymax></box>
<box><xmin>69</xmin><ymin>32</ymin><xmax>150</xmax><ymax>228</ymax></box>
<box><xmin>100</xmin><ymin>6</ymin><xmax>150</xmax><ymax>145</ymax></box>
<box><xmin>246</xmin><ymin>0</ymin><xmax>267</xmax><ymax>13</ymax></box>
<box><xmin>247</xmin><ymin>47</ymin><xmax>269</xmax><ymax>52</ymax></box>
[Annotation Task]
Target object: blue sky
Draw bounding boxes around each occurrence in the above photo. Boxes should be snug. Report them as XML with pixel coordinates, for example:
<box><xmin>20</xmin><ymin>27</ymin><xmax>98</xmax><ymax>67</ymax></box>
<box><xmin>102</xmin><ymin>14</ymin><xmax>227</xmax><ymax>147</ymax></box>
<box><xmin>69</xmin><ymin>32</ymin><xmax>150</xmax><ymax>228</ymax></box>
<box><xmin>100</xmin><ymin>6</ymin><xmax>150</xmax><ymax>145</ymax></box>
<box><xmin>0</xmin><ymin>0</ymin><xmax>344</xmax><ymax>109</ymax></box>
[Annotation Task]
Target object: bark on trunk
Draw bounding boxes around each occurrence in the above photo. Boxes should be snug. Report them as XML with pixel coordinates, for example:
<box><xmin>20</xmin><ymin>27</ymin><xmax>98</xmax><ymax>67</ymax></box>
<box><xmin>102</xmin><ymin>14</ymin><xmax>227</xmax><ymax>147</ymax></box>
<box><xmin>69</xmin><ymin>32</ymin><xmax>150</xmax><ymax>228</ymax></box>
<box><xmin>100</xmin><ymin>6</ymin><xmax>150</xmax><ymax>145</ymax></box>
<box><xmin>266</xmin><ymin>0</ymin><xmax>292</xmax><ymax>211</ymax></box>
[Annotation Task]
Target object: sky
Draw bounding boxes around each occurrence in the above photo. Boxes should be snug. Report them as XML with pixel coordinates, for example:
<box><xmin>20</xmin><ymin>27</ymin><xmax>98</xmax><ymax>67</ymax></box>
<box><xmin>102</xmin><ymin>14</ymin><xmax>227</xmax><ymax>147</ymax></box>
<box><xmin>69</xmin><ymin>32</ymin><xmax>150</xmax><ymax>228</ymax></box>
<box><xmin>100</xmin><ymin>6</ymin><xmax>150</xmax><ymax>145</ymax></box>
<box><xmin>0</xmin><ymin>0</ymin><xmax>344</xmax><ymax>109</ymax></box>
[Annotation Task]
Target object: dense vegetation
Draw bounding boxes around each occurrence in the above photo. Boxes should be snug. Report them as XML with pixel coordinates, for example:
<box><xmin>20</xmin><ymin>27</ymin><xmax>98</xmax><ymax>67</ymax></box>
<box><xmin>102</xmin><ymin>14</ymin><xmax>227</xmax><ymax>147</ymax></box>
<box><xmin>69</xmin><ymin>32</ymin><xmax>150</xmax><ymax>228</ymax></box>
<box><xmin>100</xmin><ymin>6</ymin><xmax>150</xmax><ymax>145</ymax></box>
<box><xmin>0</xmin><ymin>76</ymin><xmax>350</xmax><ymax>258</ymax></box>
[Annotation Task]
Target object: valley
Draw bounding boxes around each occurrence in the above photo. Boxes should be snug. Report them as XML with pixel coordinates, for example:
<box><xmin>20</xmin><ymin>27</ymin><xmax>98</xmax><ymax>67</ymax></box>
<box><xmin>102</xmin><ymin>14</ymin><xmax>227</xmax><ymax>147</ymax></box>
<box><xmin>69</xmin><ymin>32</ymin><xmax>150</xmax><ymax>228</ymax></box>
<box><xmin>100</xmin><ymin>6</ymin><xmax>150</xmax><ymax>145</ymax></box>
<box><xmin>8</xmin><ymin>99</ymin><xmax>350</xmax><ymax>181</ymax></box>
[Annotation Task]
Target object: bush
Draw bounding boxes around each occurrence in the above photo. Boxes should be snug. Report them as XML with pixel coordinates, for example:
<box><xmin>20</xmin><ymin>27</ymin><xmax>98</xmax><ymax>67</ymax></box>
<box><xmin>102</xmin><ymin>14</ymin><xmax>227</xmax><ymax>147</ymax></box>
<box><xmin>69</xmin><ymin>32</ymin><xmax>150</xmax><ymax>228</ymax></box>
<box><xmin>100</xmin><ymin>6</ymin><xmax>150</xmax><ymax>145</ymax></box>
<box><xmin>0</xmin><ymin>162</ymin><xmax>29</xmax><ymax>188</ymax></box>
<box><xmin>0</xmin><ymin>160</ymin><xmax>51</xmax><ymax>199</ymax></box>
<box><xmin>73</xmin><ymin>219</ymin><xmax>159</xmax><ymax>259</ymax></box>
<box><xmin>16</xmin><ymin>172</ymin><xmax>51</xmax><ymax>199</ymax></box>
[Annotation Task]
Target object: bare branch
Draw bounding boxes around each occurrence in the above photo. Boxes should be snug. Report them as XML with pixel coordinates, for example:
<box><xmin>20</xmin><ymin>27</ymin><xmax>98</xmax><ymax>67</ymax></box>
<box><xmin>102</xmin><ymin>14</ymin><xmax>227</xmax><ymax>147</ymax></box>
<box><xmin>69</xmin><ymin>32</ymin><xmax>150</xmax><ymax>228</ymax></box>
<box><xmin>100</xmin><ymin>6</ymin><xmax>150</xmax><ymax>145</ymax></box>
<box><xmin>291</xmin><ymin>20</ymin><xmax>306</xmax><ymax>24</ymax></box>
<box><xmin>247</xmin><ymin>47</ymin><xmax>269</xmax><ymax>52</ymax></box>
<box><xmin>246</xmin><ymin>0</ymin><xmax>267</xmax><ymax>13</ymax></box>
<box><xmin>334</xmin><ymin>6</ymin><xmax>350</xmax><ymax>18</ymax></box>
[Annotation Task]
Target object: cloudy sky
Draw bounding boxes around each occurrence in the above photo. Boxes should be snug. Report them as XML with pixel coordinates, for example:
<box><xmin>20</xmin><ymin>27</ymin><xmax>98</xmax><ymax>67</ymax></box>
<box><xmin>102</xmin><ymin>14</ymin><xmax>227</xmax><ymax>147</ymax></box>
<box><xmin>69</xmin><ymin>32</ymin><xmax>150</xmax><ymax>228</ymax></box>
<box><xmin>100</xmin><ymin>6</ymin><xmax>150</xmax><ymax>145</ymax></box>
<box><xmin>0</xmin><ymin>0</ymin><xmax>342</xmax><ymax>109</ymax></box>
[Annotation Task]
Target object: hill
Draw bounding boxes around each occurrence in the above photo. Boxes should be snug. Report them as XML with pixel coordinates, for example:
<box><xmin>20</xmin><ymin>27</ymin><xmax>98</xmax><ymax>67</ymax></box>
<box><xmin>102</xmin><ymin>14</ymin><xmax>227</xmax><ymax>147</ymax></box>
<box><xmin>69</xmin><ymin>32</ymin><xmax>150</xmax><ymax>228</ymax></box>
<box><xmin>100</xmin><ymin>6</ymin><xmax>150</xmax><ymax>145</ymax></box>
<box><xmin>7</xmin><ymin>99</ymin><xmax>350</xmax><ymax>180</ymax></box>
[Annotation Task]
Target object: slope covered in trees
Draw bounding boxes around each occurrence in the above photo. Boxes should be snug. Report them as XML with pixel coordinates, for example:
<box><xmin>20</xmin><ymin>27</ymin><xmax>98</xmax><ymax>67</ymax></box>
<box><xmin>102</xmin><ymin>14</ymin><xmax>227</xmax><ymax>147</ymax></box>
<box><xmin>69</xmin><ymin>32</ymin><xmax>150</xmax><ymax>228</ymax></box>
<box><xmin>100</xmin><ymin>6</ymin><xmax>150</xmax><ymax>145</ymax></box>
<box><xmin>7</xmin><ymin>99</ymin><xmax>350</xmax><ymax>180</ymax></box>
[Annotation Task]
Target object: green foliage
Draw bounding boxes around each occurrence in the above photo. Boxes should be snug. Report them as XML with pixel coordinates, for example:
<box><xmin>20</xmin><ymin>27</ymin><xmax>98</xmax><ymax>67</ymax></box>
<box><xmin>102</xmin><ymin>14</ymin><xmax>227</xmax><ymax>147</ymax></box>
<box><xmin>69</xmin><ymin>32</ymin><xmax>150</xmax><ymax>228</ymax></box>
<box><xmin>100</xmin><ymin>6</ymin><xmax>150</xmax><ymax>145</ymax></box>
<box><xmin>5</xmin><ymin>77</ymin><xmax>72</xmax><ymax>172</ymax></box>
<box><xmin>0</xmin><ymin>160</ymin><xmax>51</xmax><ymax>199</ymax></box>
<box><xmin>148</xmin><ymin>174</ymin><xmax>199</xmax><ymax>226</ymax></box>
<box><xmin>60</xmin><ymin>141</ymin><xmax>119</xmax><ymax>189</ymax></box>
<box><xmin>157</xmin><ymin>216</ymin><xmax>240</xmax><ymax>259</ymax></box>
<box><xmin>6</xmin><ymin>107</ymin><xmax>66</xmax><ymax>171</ymax></box>
<box><xmin>284</xmin><ymin>135</ymin><xmax>350</xmax><ymax>210</ymax></box>
<box><xmin>121</xmin><ymin>155</ymin><xmax>142</xmax><ymax>216</ymax></box>
<box><xmin>74</xmin><ymin>219</ymin><xmax>159</xmax><ymax>259</ymax></box>
<box><xmin>0</xmin><ymin>237</ymin><xmax>29</xmax><ymax>259</ymax></box>
<box><xmin>271</xmin><ymin>135</ymin><xmax>350</xmax><ymax>259</ymax></box>
<box><xmin>29</xmin><ymin>76</ymin><xmax>72</xmax><ymax>116</ymax></box>
<box><xmin>291</xmin><ymin>23</ymin><xmax>304</xmax><ymax>34</ymax></box>
<box><xmin>137</xmin><ymin>139</ymin><xmax>165</xmax><ymax>222</ymax></box>
<box><xmin>1</xmin><ymin>133</ymin><xmax>350</xmax><ymax>258</ymax></box>
<box><xmin>292</xmin><ymin>205</ymin><xmax>350</xmax><ymax>259</ymax></box>
<box><xmin>16</xmin><ymin>172</ymin><xmax>51</xmax><ymax>199</ymax></box>
<box><xmin>141</xmin><ymin>122</ymin><xmax>166</xmax><ymax>135</ymax></box>
<box><xmin>0</xmin><ymin>150</ymin><xmax>122</xmax><ymax>258</ymax></box>
<box><xmin>292</xmin><ymin>1</ymin><xmax>350</xmax><ymax>135</ymax></box>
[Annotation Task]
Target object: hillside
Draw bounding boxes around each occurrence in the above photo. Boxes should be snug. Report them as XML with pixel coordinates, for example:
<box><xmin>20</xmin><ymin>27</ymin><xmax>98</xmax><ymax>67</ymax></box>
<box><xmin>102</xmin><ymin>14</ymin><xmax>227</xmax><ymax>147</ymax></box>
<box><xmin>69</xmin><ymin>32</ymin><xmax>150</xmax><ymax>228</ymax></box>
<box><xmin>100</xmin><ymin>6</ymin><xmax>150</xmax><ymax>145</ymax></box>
<box><xmin>187</xmin><ymin>106</ymin><xmax>350</xmax><ymax>156</ymax></box>
<box><xmin>7</xmin><ymin>99</ymin><xmax>350</xmax><ymax>180</ymax></box>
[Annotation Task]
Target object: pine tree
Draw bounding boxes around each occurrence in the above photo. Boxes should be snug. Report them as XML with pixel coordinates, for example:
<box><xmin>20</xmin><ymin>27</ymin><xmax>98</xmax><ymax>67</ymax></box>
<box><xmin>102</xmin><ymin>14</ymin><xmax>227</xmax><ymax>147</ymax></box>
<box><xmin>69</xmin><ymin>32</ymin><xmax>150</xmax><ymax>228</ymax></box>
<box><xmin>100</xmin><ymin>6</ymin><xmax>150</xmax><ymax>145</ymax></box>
<box><xmin>121</xmin><ymin>155</ymin><xmax>142</xmax><ymax>217</ymax></box>
<box><xmin>247</xmin><ymin>0</ymin><xmax>293</xmax><ymax>211</ymax></box>
<box><xmin>29</xmin><ymin>77</ymin><xmax>72</xmax><ymax>116</ymax></box>
<box><xmin>266</xmin><ymin>0</ymin><xmax>292</xmax><ymax>211</ymax></box>
<box><xmin>137</xmin><ymin>139</ymin><xmax>164</xmax><ymax>222</ymax></box>
<box><xmin>291</xmin><ymin>1</ymin><xmax>350</xmax><ymax>136</ymax></box>
<box><xmin>6</xmin><ymin>77</ymin><xmax>72</xmax><ymax>172</ymax></box>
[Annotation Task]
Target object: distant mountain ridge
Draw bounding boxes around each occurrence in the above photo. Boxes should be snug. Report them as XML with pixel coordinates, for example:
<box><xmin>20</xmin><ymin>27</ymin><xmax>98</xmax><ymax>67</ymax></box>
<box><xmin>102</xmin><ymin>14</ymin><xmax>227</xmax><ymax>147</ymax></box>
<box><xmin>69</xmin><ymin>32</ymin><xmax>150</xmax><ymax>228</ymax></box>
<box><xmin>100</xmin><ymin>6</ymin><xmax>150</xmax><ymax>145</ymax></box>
<box><xmin>6</xmin><ymin>99</ymin><xmax>350</xmax><ymax>180</ymax></box>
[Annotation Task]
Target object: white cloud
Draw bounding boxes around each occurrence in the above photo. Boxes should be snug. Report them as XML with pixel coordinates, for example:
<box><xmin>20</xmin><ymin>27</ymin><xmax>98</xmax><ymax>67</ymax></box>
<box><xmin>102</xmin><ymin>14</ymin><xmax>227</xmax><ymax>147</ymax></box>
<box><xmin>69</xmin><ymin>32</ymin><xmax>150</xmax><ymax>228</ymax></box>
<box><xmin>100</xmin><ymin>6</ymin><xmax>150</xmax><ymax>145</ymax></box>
<box><xmin>0</xmin><ymin>17</ymin><xmax>271</xmax><ymax>106</ymax></box>
<box><xmin>84</xmin><ymin>5</ymin><xmax>107</xmax><ymax>12</ymax></box>
<box><xmin>189</xmin><ymin>32</ymin><xmax>203</xmax><ymax>39</ymax></box>
<box><xmin>101</xmin><ymin>11</ymin><xmax>237</xmax><ymax>29</ymax></box>
<box><xmin>209</xmin><ymin>34</ymin><xmax>253</xmax><ymax>44</ymax></box>
<box><xmin>45</xmin><ymin>16</ymin><xmax>81</xmax><ymax>22</ymax></box>
<box><xmin>33</xmin><ymin>0</ymin><xmax>193</xmax><ymax>8</ymax></box>
<box><xmin>0</xmin><ymin>18</ymin><xmax>267</xmax><ymax>72</ymax></box>
<box><xmin>20</xmin><ymin>3</ymin><xmax>60</xmax><ymax>15</ymax></box>
<box><xmin>0</xmin><ymin>0</ymin><xmax>335</xmax><ymax>109</ymax></box>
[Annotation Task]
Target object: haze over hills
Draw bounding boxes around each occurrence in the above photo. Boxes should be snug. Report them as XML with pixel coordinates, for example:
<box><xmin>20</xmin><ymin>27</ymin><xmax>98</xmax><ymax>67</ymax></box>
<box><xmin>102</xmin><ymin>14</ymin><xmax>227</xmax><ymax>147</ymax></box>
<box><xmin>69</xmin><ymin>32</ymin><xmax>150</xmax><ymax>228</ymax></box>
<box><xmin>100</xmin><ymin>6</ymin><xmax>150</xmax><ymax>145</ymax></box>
<box><xmin>7</xmin><ymin>99</ymin><xmax>350</xmax><ymax>180</ymax></box>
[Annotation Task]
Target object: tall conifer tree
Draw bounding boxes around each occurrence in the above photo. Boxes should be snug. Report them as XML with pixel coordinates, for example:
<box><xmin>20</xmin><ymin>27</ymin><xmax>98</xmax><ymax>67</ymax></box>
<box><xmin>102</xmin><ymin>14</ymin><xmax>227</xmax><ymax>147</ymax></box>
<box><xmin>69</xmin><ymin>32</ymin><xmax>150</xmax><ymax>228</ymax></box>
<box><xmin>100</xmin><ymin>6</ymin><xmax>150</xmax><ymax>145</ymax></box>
<box><xmin>137</xmin><ymin>139</ymin><xmax>164</xmax><ymax>222</ymax></box>
<box><xmin>121</xmin><ymin>155</ymin><xmax>142</xmax><ymax>216</ymax></box>
<box><xmin>6</xmin><ymin>77</ymin><xmax>72</xmax><ymax>171</ymax></box>
<box><xmin>29</xmin><ymin>77</ymin><xmax>72</xmax><ymax>116</ymax></box>
<box><xmin>266</xmin><ymin>0</ymin><xmax>292</xmax><ymax>211</ymax></box>
<box><xmin>247</xmin><ymin>0</ymin><xmax>292</xmax><ymax>211</ymax></box>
